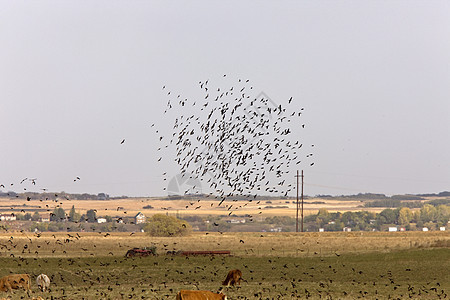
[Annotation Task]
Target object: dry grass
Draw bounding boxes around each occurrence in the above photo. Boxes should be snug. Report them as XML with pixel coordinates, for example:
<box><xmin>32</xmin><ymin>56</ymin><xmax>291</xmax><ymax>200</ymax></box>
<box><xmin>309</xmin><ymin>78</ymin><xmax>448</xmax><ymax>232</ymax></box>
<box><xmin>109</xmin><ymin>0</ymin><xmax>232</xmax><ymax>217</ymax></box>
<box><xmin>1</xmin><ymin>231</ymin><xmax>448</xmax><ymax>258</ymax></box>
<box><xmin>0</xmin><ymin>231</ymin><xmax>448</xmax><ymax>299</ymax></box>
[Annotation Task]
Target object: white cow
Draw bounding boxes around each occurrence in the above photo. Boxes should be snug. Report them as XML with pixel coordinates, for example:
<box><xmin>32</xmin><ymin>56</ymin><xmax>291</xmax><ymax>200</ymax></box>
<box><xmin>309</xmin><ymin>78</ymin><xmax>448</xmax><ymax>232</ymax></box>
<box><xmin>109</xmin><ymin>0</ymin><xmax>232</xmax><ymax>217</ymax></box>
<box><xmin>36</xmin><ymin>274</ymin><xmax>50</xmax><ymax>292</ymax></box>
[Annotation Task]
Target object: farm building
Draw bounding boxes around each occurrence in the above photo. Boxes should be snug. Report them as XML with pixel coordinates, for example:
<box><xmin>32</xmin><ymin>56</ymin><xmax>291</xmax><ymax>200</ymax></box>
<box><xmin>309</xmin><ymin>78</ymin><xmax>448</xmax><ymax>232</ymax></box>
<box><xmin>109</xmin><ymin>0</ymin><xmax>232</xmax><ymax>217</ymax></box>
<box><xmin>440</xmin><ymin>227</ymin><xmax>446</xmax><ymax>231</ymax></box>
<box><xmin>39</xmin><ymin>213</ymin><xmax>50</xmax><ymax>222</ymax></box>
<box><xmin>226</xmin><ymin>219</ymin><xmax>245</xmax><ymax>224</ymax></box>
<box><xmin>422</xmin><ymin>227</ymin><xmax>429</xmax><ymax>231</ymax></box>
<box><xmin>343</xmin><ymin>227</ymin><xmax>351</xmax><ymax>232</ymax></box>
<box><xmin>270</xmin><ymin>227</ymin><xmax>282</xmax><ymax>232</ymax></box>
<box><xmin>0</xmin><ymin>214</ymin><xmax>16</xmax><ymax>221</ymax></box>
<box><xmin>97</xmin><ymin>218</ymin><xmax>107</xmax><ymax>223</ymax></box>
<box><xmin>135</xmin><ymin>212</ymin><xmax>146</xmax><ymax>224</ymax></box>
<box><xmin>388</xmin><ymin>227</ymin><xmax>398</xmax><ymax>232</ymax></box>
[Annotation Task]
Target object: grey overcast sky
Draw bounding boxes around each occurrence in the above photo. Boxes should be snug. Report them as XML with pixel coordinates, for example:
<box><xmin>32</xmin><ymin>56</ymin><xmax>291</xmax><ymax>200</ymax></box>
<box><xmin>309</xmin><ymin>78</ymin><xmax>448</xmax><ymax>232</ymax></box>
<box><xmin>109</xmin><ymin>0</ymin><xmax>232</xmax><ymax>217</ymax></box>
<box><xmin>1</xmin><ymin>1</ymin><xmax>449</xmax><ymax>197</ymax></box>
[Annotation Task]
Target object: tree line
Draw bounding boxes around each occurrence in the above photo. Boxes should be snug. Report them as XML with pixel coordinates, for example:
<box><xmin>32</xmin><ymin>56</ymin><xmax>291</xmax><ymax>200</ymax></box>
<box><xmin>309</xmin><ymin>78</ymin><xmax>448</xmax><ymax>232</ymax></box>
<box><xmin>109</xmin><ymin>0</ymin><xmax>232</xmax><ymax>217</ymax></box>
<box><xmin>14</xmin><ymin>206</ymin><xmax>100</xmax><ymax>223</ymax></box>
<box><xmin>364</xmin><ymin>198</ymin><xmax>449</xmax><ymax>208</ymax></box>
<box><xmin>304</xmin><ymin>204</ymin><xmax>449</xmax><ymax>231</ymax></box>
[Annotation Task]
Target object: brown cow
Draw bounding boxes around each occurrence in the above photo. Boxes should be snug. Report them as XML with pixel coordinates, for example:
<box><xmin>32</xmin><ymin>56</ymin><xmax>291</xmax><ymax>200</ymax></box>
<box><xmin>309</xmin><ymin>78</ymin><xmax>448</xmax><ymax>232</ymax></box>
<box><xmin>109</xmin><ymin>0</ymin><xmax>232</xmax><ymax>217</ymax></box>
<box><xmin>176</xmin><ymin>290</ymin><xmax>227</xmax><ymax>300</ymax></box>
<box><xmin>0</xmin><ymin>274</ymin><xmax>31</xmax><ymax>292</ymax></box>
<box><xmin>222</xmin><ymin>269</ymin><xmax>243</xmax><ymax>287</ymax></box>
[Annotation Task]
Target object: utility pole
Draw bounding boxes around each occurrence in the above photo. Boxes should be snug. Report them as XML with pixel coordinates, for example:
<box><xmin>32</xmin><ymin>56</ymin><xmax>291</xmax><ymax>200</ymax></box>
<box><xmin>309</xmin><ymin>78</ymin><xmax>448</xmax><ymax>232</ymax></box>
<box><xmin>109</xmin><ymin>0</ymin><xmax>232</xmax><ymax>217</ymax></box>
<box><xmin>296</xmin><ymin>170</ymin><xmax>299</xmax><ymax>232</ymax></box>
<box><xmin>301</xmin><ymin>170</ymin><xmax>304</xmax><ymax>232</ymax></box>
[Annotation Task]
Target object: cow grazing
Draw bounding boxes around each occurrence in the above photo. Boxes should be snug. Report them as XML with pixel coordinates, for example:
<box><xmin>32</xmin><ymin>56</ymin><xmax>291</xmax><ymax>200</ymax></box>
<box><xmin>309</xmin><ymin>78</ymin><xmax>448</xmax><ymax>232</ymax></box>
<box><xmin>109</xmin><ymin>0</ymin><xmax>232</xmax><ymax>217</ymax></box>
<box><xmin>36</xmin><ymin>274</ymin><xmax>50</xmax><ymax>292</ymax></box>
<box><xmin>222</xmin><ymin>269</ymin><xmax>243</xmax><ymax>287</ymax></box>
<box><xmin>176</xmin><ymin>290</ymin><xmax>227</xmax><ymax>300</ymax></box>
<box><xmin>0</xmin><ymin>274</ymin><xmax>31</xmax><ymax>292</ymax></box>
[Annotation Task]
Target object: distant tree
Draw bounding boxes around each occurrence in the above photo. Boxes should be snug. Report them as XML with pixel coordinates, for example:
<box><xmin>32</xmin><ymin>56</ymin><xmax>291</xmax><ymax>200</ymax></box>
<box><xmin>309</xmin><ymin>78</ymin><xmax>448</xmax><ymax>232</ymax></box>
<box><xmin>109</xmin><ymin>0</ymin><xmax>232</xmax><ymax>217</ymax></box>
<box><xmin>424</xmin><ymin>222</ymin><xmax>436</xmax><ymax>230</ymax></box>
<box><xmin>181</xmin><ymin>215</ymin><xmax>203</xmax><ymax>222</ymax></box>
<box><xmin>97</xmin><ymin>193</ymin><xmax>109</xmax><ymax>200</ymax></box>
<box><xmin>416</xmin><ymin>219</ymin><xmax>424</xmax><ymax>228</ymax></box>
<box><xmin>420</xmin><ymin>204</ymin><xmax>436</xmax><ymax>223</ymax></box>
<box><xmin>86</xmin><ymin>209</ymin><xmax>97</xmax><ymax>223</ymax></box>
<box><xmin>24</xmin><ymin>213</ymin><xmax>32</xmax><ymax>221</ymax></box>
<box><xmin>341</xmin><ymin>211</ymin><xmax>375</xmax><ymax>231</ymax></box>
<box><xmin>144</xmin><ymin>214</ymin><xmax>191</xmax><ymax>237</ymax></box>
<box><xmin>398</xmin><ymin>207</ymin><xmax>413</xmax><ymax>225</ymax></box>
<box><xmin>31</xmin><ymin>222</ymin><xmax>48</xmax><ymax>232</ymax></box>
<box><xmin>428</xmin><ymin>199</ymin><xmax>450</xmax><ymax>206</ymax></box>
<box><xmin>265</xmin><ymin>216</ymin><xmax>295</xmax><ymax>225</ymax></box>
<box><xmin>341</xmin><ymin>211</ymin><xmax>356</xmax><ymax>226</ymax></box>
<box><xmin>105</xmin><ymin>215</ymin><xmax>113</xmax><ymax>222</ymax></box>
<box><xmin>31</xmin><ymin>212</ymin><xmax>40</xmax><ymax>221</ymax></box>
<box><xmin>68</xmin><ymin>205</ymin><xmax>81</xmax><ymax>222</ymax></box>
<box><xmin>325</xmin><ymin>221</ymin><xmax>344</xmax><ymax>231</ymax></box>
<box><xmin>378</xmin><ymin>209</ymin><xmax>396</xmax><ymax>225</ymax></box>
<box><xmin>412</xmin><ymin>210</ymin><xmax>421</xmax><ymax>223</ymax></box>
<box><xmin>69</xmin><ymin>205</ymin><xmax>76</xmax><ymax>221</ymax></box>
<box><xmin>435</xmin><ymin>205</ymin><xmax>450</xmax><ymax>226</ymax></box>
<box><xmin>304</xmin><ymin>214</ymin><xmax>318</xmax><ymax>223</ymax></box>
<box><xmin>315</xmin><ymin>208</ymin><xmax>331</xmax><ymax>227</ymax></box>
<box><xmin>48</xmin><ymin>222</ymin><xmax>64</xmax><ymax>232</ymax></box>
<box><xmin>50</xmin><ymin>208</ymin><xmax>66</xmax><ymax>222</ymax></box>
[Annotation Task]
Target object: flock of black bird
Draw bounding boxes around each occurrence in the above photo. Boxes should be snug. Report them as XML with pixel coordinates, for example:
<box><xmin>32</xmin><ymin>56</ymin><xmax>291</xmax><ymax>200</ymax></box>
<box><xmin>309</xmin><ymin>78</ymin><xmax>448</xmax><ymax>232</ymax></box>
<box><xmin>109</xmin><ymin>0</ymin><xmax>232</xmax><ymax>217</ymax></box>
<box><xmin>1</xmin><ymin>78</ymin><xmax>447</xmax><ymax>299</ymax></box>
<box><xmin>156</xmin><ymin>77</ymin><xmax>314</xmax><ymax>211</ymax></box>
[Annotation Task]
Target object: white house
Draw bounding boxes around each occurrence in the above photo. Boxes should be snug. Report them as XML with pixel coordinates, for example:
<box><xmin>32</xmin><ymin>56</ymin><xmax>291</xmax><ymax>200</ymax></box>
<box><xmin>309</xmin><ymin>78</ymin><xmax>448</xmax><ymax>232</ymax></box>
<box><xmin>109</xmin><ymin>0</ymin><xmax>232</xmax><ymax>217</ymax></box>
<box><xmin>135</xmin><ymin>212</ymin><xmax>146</xmax><ymax>224</ymax></box>
<box><xmin>343</xmin><ymin>227</ymin><xmax>351</xmax><ymax>232</ymax></box>
<box><xmin>422</xmin><ymin>227</ymin><xmax>429</xmax><ymax>232</ymax></box>
<box><xmin>97</xmin><ymin>218</ymin><xmax>107</xmax><ymax>224</ymax></box>
<box><xmin>439</xmin><ymin>227</ymin><xmax>446</xmax><ymax>231</ymax></box>
<box><xmin>0</xmin><ymin>214</ymin><xmax>16</xmax><ymax>221</ymax></box>
<box><xmin>388</xmin><ymin>227</ymin><xmax>398</xmax><ymax>232</ymax></box>
<box><xmin>226</xmin><ymin>219</ymin><xmax>245</xmax><ymax>224</ymax></box>
<box><xmin>270</xmin><ymin>227</ymin><xmax>283</xmax><ymax>232</ymax></box>
<box><xmin>40</xmin><ymin>213</ymin><xmax>50</xmax><ymax>222</ymax></box>
<box><xmin>319</xmin><ymin>228</ymin><xmax>325</xmax><ymax>232</ymax></box>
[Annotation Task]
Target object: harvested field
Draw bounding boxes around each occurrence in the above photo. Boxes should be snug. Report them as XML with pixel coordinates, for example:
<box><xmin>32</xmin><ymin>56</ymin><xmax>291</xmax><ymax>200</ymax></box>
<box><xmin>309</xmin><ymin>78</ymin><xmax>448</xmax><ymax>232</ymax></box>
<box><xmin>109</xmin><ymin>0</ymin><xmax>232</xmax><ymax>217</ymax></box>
<box><xmin>0</xmin><ymin>196</ymin><xmax>398</xmax><ymax>219</ymax></box>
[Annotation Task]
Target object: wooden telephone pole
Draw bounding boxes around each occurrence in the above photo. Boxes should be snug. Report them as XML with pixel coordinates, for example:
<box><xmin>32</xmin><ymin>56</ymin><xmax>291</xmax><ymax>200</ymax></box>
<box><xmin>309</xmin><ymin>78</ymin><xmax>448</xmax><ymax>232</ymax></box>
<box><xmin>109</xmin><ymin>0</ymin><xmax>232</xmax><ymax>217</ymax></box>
<box><xmin>296</xmin><ymin>170</ymin><xmax>299</xmax><ymax>232</ymax></box>
<box><xmin>295</xmin><ymin>170</ymin><xmax>304</xmax><ymax>233</ymax></box>
<box><xmin>301</xmin><ymin>170</ymin><xmax>304</xmax><ymax>232</ymax></box>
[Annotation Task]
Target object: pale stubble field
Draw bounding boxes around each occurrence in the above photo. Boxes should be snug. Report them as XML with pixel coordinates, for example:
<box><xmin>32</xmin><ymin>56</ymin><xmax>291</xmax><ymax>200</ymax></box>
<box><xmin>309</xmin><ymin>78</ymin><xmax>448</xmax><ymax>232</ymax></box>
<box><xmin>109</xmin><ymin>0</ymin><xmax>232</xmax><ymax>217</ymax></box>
<box><xmin>0</xmin><ymin>197</ymin><xmax>382</xmax><ymax>219</ymax></box>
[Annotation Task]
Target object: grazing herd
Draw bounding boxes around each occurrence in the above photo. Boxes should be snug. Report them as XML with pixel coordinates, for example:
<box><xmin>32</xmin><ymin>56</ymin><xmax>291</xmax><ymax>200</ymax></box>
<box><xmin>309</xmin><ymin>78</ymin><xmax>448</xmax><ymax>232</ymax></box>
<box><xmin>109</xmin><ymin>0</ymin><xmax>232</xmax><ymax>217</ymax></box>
<box><xmin>0</xmin><ymin>270</ymin><xmax>240</xmax><ymax>298</ymax></box>
<box><xmin>0</xmin><ymin>273</ymin><xmax>49</xmax><ymax>295</ymax></box>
